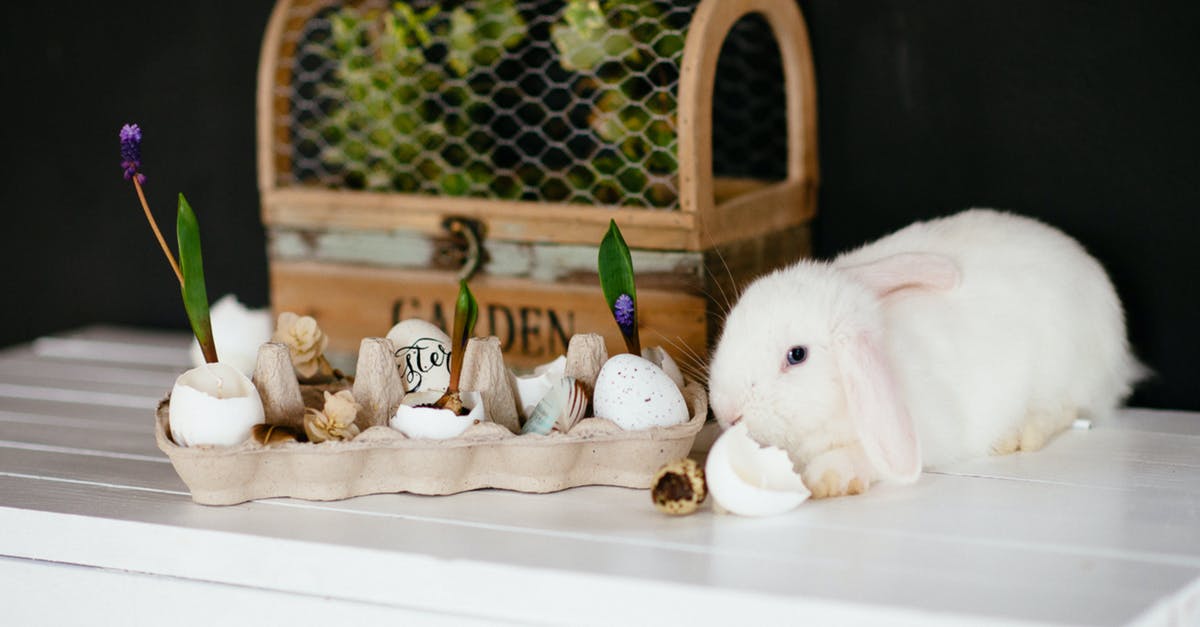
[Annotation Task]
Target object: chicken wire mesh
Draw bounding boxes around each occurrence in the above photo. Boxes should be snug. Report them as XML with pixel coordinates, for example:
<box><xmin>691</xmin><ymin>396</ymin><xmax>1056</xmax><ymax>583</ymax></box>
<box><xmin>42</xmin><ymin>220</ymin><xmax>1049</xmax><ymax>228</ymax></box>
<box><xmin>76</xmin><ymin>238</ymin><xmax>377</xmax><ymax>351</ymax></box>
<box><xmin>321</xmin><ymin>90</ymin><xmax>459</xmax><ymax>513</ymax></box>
<box><xmin>272</xmin><ymin>0</ymin><xmax>788</xmax><ymax>210</ymax></box>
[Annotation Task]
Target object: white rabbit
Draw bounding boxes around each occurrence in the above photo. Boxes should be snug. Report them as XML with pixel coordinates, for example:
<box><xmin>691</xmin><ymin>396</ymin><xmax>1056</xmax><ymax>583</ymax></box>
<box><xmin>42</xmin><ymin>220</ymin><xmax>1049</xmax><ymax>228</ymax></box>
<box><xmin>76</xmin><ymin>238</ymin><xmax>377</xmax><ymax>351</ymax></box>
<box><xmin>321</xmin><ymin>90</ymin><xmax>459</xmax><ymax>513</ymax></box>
<box><xmin>707</xmin><ymin>209</ymin><xmax>1144</xmax><ymax>498</ymax></box>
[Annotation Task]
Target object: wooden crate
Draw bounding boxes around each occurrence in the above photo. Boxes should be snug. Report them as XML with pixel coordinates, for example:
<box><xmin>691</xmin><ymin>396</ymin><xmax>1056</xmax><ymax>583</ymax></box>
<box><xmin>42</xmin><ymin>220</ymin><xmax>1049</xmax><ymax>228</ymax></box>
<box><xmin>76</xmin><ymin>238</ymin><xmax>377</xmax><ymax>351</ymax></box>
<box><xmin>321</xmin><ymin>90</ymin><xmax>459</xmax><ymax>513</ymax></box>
<box><xmin>257</xmin><ymin>0</ymin><xmax>818</xmax><ymax>368</ymax></box>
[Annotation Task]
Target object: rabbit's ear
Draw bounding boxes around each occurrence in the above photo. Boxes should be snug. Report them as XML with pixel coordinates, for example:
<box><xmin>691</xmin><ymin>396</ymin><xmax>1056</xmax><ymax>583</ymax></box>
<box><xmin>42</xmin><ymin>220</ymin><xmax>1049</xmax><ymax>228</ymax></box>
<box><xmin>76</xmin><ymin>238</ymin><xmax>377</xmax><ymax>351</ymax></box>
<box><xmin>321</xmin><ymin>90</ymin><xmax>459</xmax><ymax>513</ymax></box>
<box><xmin>842</xmin><ymin>253</ymin><xmax>959</xmax><ymax>297</ymax></box>
<box><xmin>834</xmin><ymin>331</ymin><xmax>922</xmax><ymax>484</ymax></box>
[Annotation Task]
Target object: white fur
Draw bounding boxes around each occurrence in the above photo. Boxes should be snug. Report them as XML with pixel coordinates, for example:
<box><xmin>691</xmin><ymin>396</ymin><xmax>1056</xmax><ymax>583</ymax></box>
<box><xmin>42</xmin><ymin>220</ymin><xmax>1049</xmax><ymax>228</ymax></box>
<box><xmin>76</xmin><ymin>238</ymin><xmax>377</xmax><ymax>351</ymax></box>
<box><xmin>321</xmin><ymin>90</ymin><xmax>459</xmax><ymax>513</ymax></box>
<box><xmin>708</xmin><ymin>209</ymin><xmax>1144</xmax><ymax>488</ymax></box>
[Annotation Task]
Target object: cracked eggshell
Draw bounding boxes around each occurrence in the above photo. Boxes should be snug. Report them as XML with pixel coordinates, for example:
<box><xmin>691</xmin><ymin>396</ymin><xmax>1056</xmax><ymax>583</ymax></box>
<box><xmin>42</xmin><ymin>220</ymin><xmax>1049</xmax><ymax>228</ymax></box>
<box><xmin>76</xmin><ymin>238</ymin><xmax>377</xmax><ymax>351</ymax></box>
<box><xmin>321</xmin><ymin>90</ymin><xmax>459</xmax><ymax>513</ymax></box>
<box><xmin>514</xmin><ymin>355</ymin><xmax>566</xmax><ymax>417</ymax></box>
<box><xmin>189</xmin><ymin>294</ymin><xmax>272</xmax><ymax>377</ymax></box>
<box><xmin>390</xmin><ymin>390</ymin><xmax>485</xmax><ymax>439</ymax></box>
<box><xmin>386</xmin><ymin>319</ymin><xmax>452</xmax><ymax>394</ymax></box>
<box><xmin>170</xmin><ymin>362</ymin><xmax>265</xmax><ymax>447</ymax></box>
<box><xmin>641</xmin><ymin>346</ymin><xmax>685</xmax><ymax>393</ymax></box>
<box><xmin>592</xmin><ymin>354</ymin><xmax>688</xmax><ymax>430</ymax></box>
<box><xmin>705</xmin><ymin>422</ymin><xmax>811</xmax><ymax>516</ymax></box>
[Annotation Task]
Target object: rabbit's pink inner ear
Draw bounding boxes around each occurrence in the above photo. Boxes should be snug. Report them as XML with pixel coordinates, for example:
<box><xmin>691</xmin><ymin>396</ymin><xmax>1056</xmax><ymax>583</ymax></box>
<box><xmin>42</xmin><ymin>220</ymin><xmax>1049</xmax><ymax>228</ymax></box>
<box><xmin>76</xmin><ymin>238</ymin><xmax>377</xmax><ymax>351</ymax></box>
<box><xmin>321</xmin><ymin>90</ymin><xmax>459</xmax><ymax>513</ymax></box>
<box><xmin>842</xmin><ymin>253</ymin><xmax>960</xmax><ymax>297</ymax></box>
<box><xmin>836</xmin><ymin>332</ymin><xmax>922</xmax><ymax>484</ymax></box>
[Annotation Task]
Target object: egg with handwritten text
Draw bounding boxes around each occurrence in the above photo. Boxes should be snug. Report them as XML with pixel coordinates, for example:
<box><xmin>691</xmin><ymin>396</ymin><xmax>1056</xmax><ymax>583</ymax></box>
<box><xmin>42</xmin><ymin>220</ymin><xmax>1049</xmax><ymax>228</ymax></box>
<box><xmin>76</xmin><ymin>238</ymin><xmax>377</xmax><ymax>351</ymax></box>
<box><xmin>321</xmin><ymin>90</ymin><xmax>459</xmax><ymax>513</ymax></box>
<box><xmin>592</xmin><ymin>354</ymin><xmax>689</xmax><ymax>430</ymax></box>
<box><xmin>386</xmin><ymin>319</ymin><xmax>452</xmax><ymax>394</ymax></box>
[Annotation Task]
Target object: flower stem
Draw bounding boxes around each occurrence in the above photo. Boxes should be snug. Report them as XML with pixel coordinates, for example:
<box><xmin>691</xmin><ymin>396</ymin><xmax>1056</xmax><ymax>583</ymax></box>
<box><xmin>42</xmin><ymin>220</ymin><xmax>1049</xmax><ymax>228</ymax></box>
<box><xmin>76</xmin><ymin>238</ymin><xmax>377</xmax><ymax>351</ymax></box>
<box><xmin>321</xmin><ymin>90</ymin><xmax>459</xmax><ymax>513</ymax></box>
<box><xmin>133</xmin><ymin>177</ymin><xmax>183</xmax><ymax>285</ymax></box>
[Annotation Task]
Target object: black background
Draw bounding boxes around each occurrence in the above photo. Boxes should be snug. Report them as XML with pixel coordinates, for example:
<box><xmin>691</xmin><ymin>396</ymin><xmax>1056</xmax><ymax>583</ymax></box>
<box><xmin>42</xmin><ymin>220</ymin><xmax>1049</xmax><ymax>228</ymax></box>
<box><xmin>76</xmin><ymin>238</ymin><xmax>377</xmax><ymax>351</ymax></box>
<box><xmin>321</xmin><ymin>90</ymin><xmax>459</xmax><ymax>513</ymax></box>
<box><xmin>2</xmin><ymin>2</ymin><xmax>1196</xmax><ymax>409</ymax></box>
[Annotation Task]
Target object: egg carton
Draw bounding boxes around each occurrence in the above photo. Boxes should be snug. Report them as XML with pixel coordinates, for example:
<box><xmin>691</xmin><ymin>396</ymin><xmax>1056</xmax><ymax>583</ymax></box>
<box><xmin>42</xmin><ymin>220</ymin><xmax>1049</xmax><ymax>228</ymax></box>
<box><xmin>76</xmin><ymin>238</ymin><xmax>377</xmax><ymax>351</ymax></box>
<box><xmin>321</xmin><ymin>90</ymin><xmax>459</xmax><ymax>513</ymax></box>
<box><xmin>156</xmin><ymin>334</ymin><xmax>707</xmax><ymax>505</ymax></box>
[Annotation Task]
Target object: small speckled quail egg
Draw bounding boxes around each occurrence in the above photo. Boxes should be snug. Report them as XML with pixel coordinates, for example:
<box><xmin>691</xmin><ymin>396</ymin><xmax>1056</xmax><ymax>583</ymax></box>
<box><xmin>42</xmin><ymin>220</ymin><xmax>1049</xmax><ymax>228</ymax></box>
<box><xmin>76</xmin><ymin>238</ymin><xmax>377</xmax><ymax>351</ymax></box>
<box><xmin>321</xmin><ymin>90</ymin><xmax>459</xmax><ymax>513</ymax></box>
<box><xmin>705</xmin><ymin>422</ymin><xmax>811</xmax><ymax>516</ymax></box>
<box><xmin>651</xmin><ymin>458</ymin><xmax>707</xmax><ymax>515</ymax></box>
<box><xmin>592</xmin><ymin>353</ymin><xmax>689</xmax><ymax>430</ymax></box>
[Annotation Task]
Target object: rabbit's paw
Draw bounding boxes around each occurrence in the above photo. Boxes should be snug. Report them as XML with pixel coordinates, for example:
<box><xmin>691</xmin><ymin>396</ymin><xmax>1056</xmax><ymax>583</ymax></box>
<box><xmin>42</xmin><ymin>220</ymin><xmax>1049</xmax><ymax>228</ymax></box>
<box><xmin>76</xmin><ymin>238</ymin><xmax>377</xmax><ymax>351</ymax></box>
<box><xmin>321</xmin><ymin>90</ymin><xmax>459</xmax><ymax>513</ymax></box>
<box><xmin>1019</xmin><ymin>405</ymin><xmax>1077</xmax><ymax>452</ymax></box>
<box><xmin>991</xmin><ymin>430</ymin><xmax>1020</xmax><ymax>455</ymax></box>
<box><xmin>803</xmin><ymin>447</ymin><xmax>871</xmax><ymax>498</ymax></box>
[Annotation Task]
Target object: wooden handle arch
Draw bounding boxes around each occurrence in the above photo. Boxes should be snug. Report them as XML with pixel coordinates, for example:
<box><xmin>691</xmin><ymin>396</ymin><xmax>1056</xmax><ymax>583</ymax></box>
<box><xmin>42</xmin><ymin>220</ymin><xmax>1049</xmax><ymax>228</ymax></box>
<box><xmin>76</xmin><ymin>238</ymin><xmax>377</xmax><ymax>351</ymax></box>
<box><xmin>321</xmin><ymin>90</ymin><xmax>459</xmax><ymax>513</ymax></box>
<box><xmin>676</xmin><ymin>0</ymin><xmax>819</xmax><ymax>248</ymax></box>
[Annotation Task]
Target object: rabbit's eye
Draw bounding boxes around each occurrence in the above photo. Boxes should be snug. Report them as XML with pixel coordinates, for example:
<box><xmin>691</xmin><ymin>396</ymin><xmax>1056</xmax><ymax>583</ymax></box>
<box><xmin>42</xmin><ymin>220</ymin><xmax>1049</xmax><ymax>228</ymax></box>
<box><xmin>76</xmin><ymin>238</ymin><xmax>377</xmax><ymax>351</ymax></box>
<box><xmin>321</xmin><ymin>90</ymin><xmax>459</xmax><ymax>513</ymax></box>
<box><xmin>785</xmin><ymin>345</ymin><xmax>808</xmax><ymax>366</ymax></box>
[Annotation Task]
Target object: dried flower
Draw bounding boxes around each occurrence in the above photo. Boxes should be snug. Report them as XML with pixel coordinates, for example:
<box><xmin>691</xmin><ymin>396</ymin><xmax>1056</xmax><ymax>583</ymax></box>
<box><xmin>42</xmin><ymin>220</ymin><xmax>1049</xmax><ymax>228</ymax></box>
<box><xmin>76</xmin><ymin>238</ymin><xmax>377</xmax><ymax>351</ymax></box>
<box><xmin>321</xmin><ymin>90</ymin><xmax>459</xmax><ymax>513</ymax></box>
<box><xmin>252</xmin><ymin>423</ymin><xmax>305</xmax><ymax>445</ymax></box>
<box><xmin>304</xmin><ymin>390</ymin><xmax>361</xmax><ymax>443</ymax></box>
<box><xmin>119</xmin><ymin>123</ymin><xmax>146</xmax><ymax>185</ymax></box>
<box><xmin>273</xmin><ymin>312</ymin><xmax>330</xmax><ymax>379</ymax></box>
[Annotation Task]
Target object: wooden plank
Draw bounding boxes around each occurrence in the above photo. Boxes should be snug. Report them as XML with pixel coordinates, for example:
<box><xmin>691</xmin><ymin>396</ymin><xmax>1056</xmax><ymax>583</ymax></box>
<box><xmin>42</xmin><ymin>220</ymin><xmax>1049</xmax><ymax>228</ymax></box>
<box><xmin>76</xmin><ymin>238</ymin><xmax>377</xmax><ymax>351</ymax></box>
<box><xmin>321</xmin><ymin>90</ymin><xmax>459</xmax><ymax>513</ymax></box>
<box><xmin>250</xmin><ymin>478</ymin><xmax>1200</xmax><ymax>577</ymax></box>
<box><xmin>270</xmin><ymin>260</ymin><xmax>708</xmax><ymax>369</ymax></box>
<box><xmin>0</xmin><ymin>408</ymin><xmax>146</xmax><ymax>435</ymax></box>
<box><xmin>1105</xmin><ymin>408</ymin><xmax>1200</xmax><ymax>437</ymax></box>
<box><xmin>0</xmin><ymin>418</ymin><xmax>164</xmax><ymax>459</ymax></box>
<box><xmin>263</xmin><ymin>187</ymin><xmax>702</xmax><ymax>250</ymax></box>
<box><xmin>0</xmin><ymin>397</ymin><xmax>157</xmax><ymax>428</ymax></box>
<box><xmin>0</xmin><ymin>371</ymin><xmax>174</xmax><ymax>400</ymax></box>
<box><xmin>28</xmin><ymin>336</ymin><xmax>190</xmax><ymax>369</ymax></box>
<box><xmin>4</xmin><ymin>420</ymin><xmax>1199</xmax><ymax>574</ymax></box>
<box><xmin>0</xmin><ymin>349</ymin><xmax>182</xmax><ymax>390</ymax></box>
<box><xmin>712</xmin><ymin>176</ymin><xmax>770</xmax><ymax>203</ymax></box>
<box><xmin>0</xmin><ymin>473</ymin><xmax>1191</xmax><ymax>626</ymax></box>
<box><xmin>0</xmin><ymin>448</ymin><xmax>179</xmax><ymax>491</ymax></box>
<box><xmin>934</xmin><ymin>429</ymin><xmax>1200</xmax><ymax>495</ymax></box>
<box><xmin>705</xmin><ymin>179</ymin><xmax>813</xmax><ymax>246</ymax></box>
<box><xmin>0</xmin><ymin>381</ymin><xmax>160</xmax><ymax>410</ymax></box>
<box><xmin>48</xmin><ymin>324</ymin><xmax>195</xmax><ymax>349</ymax></box>
<box><xmin>268</xmin><ymin>227</ymin><xmax>707</xmax><ymax>285</ymax></box>
<box><xmin>255</xmin><ymin>0</ymin><xmax>290</xmax><ymax>194</ymax></box>
<box><xmin>276</xmin><ymin>476</ymin><xmax>1200</xmax><ymax>569</ymax></box>
<box><xmin>4</xmin><ymin>434</ymin><xmax>1200</xmax><ymax>571</ymax></box>
<box><xmin>1021</xmin><ymin>427</ymin><xmax>1200</xmax><ymax>470</ymax></box>
<box><xmin>1</xmin><ymin>556</ymin><xmax>499</xmax><ymax>627</ymax></box>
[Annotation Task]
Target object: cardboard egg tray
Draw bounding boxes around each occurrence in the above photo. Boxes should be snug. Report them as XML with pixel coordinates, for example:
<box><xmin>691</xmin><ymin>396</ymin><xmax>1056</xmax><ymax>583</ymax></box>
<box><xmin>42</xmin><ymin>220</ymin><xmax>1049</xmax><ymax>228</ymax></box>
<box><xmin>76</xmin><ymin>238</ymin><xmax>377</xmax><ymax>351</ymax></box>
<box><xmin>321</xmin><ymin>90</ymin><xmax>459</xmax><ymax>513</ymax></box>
<box><xmin>156</xmin><ymin>334</ymin><xmax>707</xmax><ymax>505</ymax></box>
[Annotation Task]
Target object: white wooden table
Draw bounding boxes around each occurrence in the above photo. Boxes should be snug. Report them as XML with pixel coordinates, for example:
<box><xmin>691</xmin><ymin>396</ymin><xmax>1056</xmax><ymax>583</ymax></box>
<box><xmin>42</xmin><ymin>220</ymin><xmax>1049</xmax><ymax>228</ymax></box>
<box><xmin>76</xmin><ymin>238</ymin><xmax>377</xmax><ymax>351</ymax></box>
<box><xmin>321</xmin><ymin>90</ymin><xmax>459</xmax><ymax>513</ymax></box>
<box><xmin>1</xmin><ymin>326</ymin><xmax>1197</xmax><ymax>626</ymax></box>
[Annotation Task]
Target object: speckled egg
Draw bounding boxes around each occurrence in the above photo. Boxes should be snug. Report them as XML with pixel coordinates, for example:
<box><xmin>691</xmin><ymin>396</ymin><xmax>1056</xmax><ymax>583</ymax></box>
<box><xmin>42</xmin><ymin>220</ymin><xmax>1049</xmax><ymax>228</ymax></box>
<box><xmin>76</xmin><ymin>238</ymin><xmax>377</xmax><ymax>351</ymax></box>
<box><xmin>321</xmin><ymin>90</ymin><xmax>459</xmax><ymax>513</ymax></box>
<box><xmin>592</xmin><ymin>353</ymin><xmax>689</xmax><ymax>430</ymax></box>
<box><xmin>651</xmin><ymin>458</ymin><xmax>707</xmax><ymax>515</ymax></box>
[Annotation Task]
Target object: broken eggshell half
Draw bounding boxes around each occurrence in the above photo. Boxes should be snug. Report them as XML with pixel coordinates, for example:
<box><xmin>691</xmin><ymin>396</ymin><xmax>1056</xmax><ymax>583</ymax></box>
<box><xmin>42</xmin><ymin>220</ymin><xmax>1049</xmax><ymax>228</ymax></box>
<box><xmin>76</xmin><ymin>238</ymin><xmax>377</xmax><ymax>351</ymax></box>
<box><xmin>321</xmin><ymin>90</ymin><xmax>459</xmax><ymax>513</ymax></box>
<box><xmin>513</xmin><ymin>354</ymin><xmax>566</xmax><ymax>418</ymax></box>
<box><xmin>169</xmin><ymin>361</ymin><xmax>265</xmax><ymax>447</ymax></box>
<box><xmin>390</xmin><ymin>390</ymin><xmax>486</xmax><ymax>439</ymax></box>
<box><xmin>641</xmin><ymin>346</ymin><xmax>685</xmax><ymax>394</ymax></box>
<box><xmin>705</xmin><ymin>422</ymin><xmax>811</xmax><ymax>516</ymax></box>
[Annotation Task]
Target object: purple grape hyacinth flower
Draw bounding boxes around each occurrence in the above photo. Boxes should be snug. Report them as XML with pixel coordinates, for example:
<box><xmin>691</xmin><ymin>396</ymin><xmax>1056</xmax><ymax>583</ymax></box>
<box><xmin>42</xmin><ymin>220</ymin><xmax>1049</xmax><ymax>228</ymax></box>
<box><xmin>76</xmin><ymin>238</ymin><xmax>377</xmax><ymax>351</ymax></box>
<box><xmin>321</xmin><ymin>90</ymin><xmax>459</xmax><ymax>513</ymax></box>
<box><xmin>120</xmin><ymin>123</ymin><xmax>146</xmax><ymax>184</ymax></box>
<box><xmin>614</xmin><ymin>293</ymin><xmax>635</xmax><ymax>334</ymax></box>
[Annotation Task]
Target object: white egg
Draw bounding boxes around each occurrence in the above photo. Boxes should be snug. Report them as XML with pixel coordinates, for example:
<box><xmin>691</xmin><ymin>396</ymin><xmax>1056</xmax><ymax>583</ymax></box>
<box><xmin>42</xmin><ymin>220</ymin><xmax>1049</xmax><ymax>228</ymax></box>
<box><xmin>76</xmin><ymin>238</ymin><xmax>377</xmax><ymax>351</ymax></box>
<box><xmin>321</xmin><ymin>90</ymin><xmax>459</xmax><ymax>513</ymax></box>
<box><xmin>592</xmin><ymin>354</ymin><xmax>689</xmax><ymax>430</ymax></box>
<box><xmin>189</xmin><ymin>294</ymin><xmax>272</xmax><ymax>377</ymax></box>
<box><xmin>705</xmin><ymin>422</ymin><xmax>811</xmax><ymax>516</ymax></box>
<box><xmin>386</xmin><ymin>319</ymin><xmax>452</xmax><ymax>393</ymax></box>
<box><xmin>391</xmin><ymin>390</ymin><xmax>485</xmax><ymax>439</ymax></box>
<box><xmin>169</xmin><ymin>362</ymin><xmax>265</xmax><ymax>447</ymax></box>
